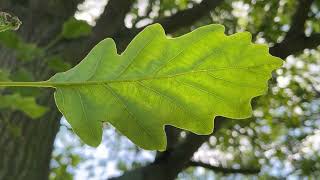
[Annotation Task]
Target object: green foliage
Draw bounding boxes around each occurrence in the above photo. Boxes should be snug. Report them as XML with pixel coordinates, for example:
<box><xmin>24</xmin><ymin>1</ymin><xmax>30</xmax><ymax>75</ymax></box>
<box><xmin>161</xmin><ymin>0</ymin><xmax>188</xmax><ymax>10</ymax></box>
<box><xmin>50</xmin><ymin>150</ymin><xmax>82</xmax><ymax>180</ymax></box>
<box><xmin>16</xmin><ymin>42</ymin><xmax>44</xmax><ymax>62</ymax></box>
<box><xmin>0</xmin><ymin>31</ymin><xmax>43</xmax><ymax>61</ymax></box>
<box><xmin>0</xmin><ymin>69</ymin><xmax>10</xmax><ymax>82</ymax></box>
<box><xmin>0</xmin><ymin>69</ymin><xmax>46</xmax><ymax>118</ymax></box>
<box><xmin>47</xmin><ymin>56</ymin><xmax>72</xmax><ymax>72</ymax></box>
<box><xmin>0</xmin><ymin>12</ymin><xmax>21</xmax><ymax>32</ymax></box>
<box><xmin>10</xmin><ymin>68</ymin><xmax>42</xmax><ymax>96</ymax></box>
<box><xmin>0</xmin><ymin>31</ymin><xmax>20</xmax><ymax>48</ymax></box>
<box><xmin>0</xmin><ymin>93</ymin><xmax>47</xmax><ymax>118</ymax></box>
<box><xmin>48</xmin><ymin>24</ymin><xmax>282</xmax><ymax>150</ymax></box>
<box><xmin>62</xmin><ymin>18</ymin><xmax>92</xmax><ymax>39</ymax></box>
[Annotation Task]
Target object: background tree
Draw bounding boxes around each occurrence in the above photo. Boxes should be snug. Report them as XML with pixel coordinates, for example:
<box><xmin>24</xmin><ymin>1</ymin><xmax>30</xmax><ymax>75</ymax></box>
<box><xmin>0</xmin><ymin>0</ymin><xmax>319</xmax><ymax>179</ymax></box>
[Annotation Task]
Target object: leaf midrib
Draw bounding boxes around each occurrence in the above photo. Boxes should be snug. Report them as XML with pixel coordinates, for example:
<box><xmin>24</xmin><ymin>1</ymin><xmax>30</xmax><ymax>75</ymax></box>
<box><xmin>50</xmin><ymin>63</ymin><xmax>277</xmax><ymax>87</ymax></box>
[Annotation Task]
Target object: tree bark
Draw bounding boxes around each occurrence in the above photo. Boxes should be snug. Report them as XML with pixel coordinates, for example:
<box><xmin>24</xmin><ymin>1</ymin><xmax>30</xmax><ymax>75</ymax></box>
<box><xmin>0</xmin><ymin>102</ymin><xmax>60</xmax><ymax>180</ymax></box>
<box><xmin>0</xmin><ymin>1</ymin><xmax>81</xmax><ymax>179</ymax></box>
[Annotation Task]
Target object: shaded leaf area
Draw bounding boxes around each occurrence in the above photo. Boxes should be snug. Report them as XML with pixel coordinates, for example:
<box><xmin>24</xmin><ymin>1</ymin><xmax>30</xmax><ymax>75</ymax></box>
<box><xmin>0</xmin><ymin>69</ymin><xmax>47</xmax><ymax>119</ymax></box>
<box><xmin>0</xmin><ymin>17</ymin><xmax>90</xmax><ymax>63</ymax></box>
<box><xmin>62</xmin><ymin>17</ymin><xmax>92</xmax><ymax>39</ymax></box>
<box><xmin>0</xmin><ymin>14</ymin><xmax>78</xmax><ymax>121</ymax></box>
<box><xmin>0</xmin><ymin>94</ymin><xmax>47</xmax><ymax>118</ymax></box>
<box><xmin>49</xmin><ymin>24</ymin><xmax>282</xmax><ymax>150</ymax></box>
<box><xmin>0</xmin><ymin>69</ymin><xmax>10</xmax><ymax>82</ymax></box>
<box><xmin>0</xmin><ymin>31</ymin><xmax>44</xmax><ymax>62</ymax></box>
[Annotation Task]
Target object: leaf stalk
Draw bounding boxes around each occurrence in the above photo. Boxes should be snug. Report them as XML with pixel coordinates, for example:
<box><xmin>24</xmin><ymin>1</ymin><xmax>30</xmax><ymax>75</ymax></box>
<box><xmin>0</xmin><ymin>81</ymin><xmax>54</xmax><ymax>88</ymax></box>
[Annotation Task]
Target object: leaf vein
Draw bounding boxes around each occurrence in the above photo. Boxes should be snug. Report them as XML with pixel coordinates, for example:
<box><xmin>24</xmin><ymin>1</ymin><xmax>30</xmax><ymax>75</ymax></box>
<box><xmin>136</xmin><ymin>81</ymin><xmax>201</xmax><ymax>120</ymax></box>
<box><xmin>51</xmin><ymin>63</ymin><xmax>278</xmax><ymax>87</ymax></box>
<box><xmin>75</xmin><ymin>89</ymin><xmax>95</xmax><ymax>139</ymax></box>
<box><xmin>174</xmin><ymin>79</ymin><xmax>234</xmax><ymax>108</ymax></box>
<box><xmin>152</xmin><ymin>31</ymin><xmax>218</xmax><ymax>75</ymax></box>
<box><xmin>102</xmin><ymin>83</ymin><xmax>154</xmax><ymax>140</ymax></box>
<box><xmin>207</xmin><ymin>73</ymin><xmax>265</xmax><ymax>90</ymax></box>
<box><xmin>116</xmin><ymin>33</ymin><xmax>158</xmax><ymax>78</ymax></box>
<box><xmin>87</xmin><ymin>57</ymin><xmax>102</xmax><ymax>81</ymax></box>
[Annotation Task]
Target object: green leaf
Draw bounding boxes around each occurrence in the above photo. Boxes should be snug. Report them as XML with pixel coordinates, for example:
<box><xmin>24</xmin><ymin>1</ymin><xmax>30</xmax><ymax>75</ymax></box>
<box><xmin>10</xmin><ymin>68</ymin><xmax>41</xmax><ymax>96</ymax></box>
<box><xmin>0</xmin><ymin>69</ymin><xmax>10</xmax><ymax>82</ymax></box>
<box><xmin>16</xmin><ymin>42</ymin><xmax>44</xmax><ymax>62</ymax></box>
<box><xmin>62</xmin><ymin>18</ymin><xmax>92</xmax><ymax>39</ymax></box>
<box><xmin>0</xmin><ymin>31</ymin><xmax>20</xmax><ymax>48</ymax></box>
<box><xmin>10</xmin><ymin>68</ymin><xmax>34</xmax><ymax>82</ymax></box>
<box><xmin>0</xmin><ymin>12</ymin><xmax>21</xmax><ymax>32</ymax></box>
<box><xmin>49</xmin><ymin>23</ymin><xmax>282</xmax><ymax>150</ymax></box>
<box><xmin>0</xmin><ymin>94</ymin><xmax>47</xmax><ymax>119</ymax></box>
<box><xmin>0</xmin><ymin>31</ymin><xmax>43</xmax><ymax>62</ymax></box>
<box><xmin>0</xmin><ymin>69</ymin><xmax>10</xmax><ymax>90</ymax></box>
<box><xmin>47</xmin><ymin>56</ymin><xmax>72</xmax><ymax>72</ymax></box>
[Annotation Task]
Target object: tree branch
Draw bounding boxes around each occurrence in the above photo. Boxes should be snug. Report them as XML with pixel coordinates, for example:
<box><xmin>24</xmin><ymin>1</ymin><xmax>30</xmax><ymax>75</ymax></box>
<box><xmin>188</xmin><ymin>161</ymin><xmax>260</xmax><ymax>175</ymax></box>
<box><xmin>133</xmin><ymin>0</ymin><xmax>155</xmax><ymax>26</ymax></box>
<box><xmin>285</xmin><ymin>0</ymin><xmax>314</xmax><ymax>37</ymax></box>
<box><xmin>310</xmin><ymin>80</ymin><xmax>320</xmax><ymax>98</ymax></box>
<box><xmin>55</xmin><ymin>0</ymin><xmax>135</xmax><ymax>62</ymax></box>
<box><xmin>109</xmin><ymin>117</ymin><xmax>226</xmax><ymax>180</ymax></box>
<box><xmin>90</xmin><ymin>0</ymin><xmax>135</xmax><ymax>44</ymax></box>
<box><xmin>55</xmin><ymin>0</ymin><xmax>227</xmax><ymax>59</ymax></box>
<box><xmin>154</xmin><ymin>0</ymin><xmax>225</xmax><ymax>33</ymax></box>
<box><xmin>270</xmin><ymin>0</ymin><xmax>318</xmax><ymax>58</ymax></box>
<box><xmin>270</xmin><ymin>33</ymin><xmax>320</xmax><ymax>58</ymax></box>
<box><xmin>154</xmin><ymin>126</ymin><xmax>181</xmax><ymax>162</ymax></box>
<box><xmin>115</xmin><ymin>0</ymin><xmax>227</xmax><ymax>52</ymax></box>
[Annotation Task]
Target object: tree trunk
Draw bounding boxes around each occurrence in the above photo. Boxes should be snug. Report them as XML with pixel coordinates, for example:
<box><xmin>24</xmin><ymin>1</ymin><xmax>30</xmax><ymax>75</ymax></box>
<box><xmin>0</xmin><ymin>1</ymin><xmax>81</xmax><ymax>179</ymax></box>
<box><xmin>0</xmin><ymin>104</ymin><xmax>60</xmax><ymax>180</ymax></box>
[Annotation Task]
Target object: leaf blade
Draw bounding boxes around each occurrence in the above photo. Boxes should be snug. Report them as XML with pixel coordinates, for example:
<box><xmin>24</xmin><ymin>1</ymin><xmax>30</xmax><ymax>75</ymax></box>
<box><xmin>49</xmin><ymin>23</ymin><xmax>282</xmax><ymax>150</ymax></box>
